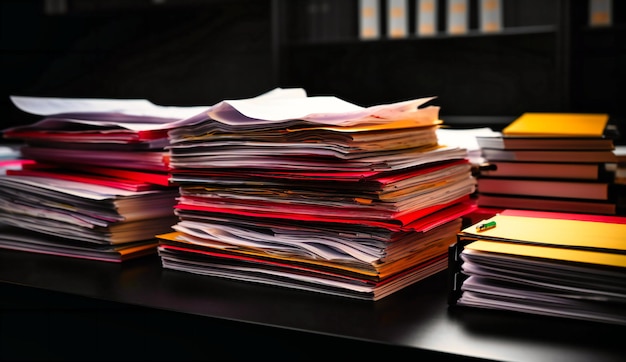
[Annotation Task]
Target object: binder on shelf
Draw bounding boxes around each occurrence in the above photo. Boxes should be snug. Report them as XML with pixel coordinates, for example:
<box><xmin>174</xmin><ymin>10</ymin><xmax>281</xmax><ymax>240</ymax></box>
<box><xmin>416</xmin><ymin>0</ymin><xmax>438</xmax><ymax>36</ymax></box>
<box><xmin>589</xmin><ymin>0</ymin><xmax>612</xmax><ymax>27</ymax></box>
<box><xmin>309</xmin><ymin>0</ymin><xmax>353</xmax><ymax>41</ymax></box>
<box><xmin>387</xmin><ymin>0</ymin><xmax>408</xmax><ymax>38</ymax></box>
<box><xmin>305</xmin><ymin>0</ymin><xmax>327</xmax><ymax>42</ymax></box>
<box><xmin>479</xmin><ymin>0</ymin><xmax>502</xmax><ymax>33</ymax></box>
<box><xmin>446</xmin><ymin>0</ymin><xmax>468</xmax><ymax>35</ymax></box>
<box><xmin>359</xmin><ymin>0</ymin><xmax>380</xmax><ymax>39</ymax></box>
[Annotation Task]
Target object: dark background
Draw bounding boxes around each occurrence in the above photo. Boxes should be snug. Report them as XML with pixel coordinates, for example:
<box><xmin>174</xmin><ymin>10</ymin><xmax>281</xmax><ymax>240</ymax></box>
<box><xmin>1</xmin><ymin>0</ymin><xmax>276</xmax><ymax>129</ymax></box>
<box><xmin>2</xmin><ymin>0</ymin><xmax>625</xmax><ymax>132</ymax></box>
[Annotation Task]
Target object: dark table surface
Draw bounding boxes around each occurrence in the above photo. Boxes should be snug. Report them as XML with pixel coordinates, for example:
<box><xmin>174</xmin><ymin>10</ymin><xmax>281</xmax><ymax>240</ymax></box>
<box><xmin>1</xmin><ymin>248</ymin><xmax>624</xmax><ymax>361</ymax></box>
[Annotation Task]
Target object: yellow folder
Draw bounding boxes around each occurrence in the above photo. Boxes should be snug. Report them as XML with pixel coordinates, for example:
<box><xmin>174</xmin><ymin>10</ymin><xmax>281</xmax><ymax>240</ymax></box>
<box><xmin>502</xmin><ymin>112</ymin><xmax>609</xmax><ymax>138</ymax></box>
<box><xmin>460</xmin><ymin>214</ymin><xmax>626</xmax><ymax>252</ymax></box>
<box><xmin>465</xmin><ymin>240</ymin><xmax>626</xmax><ymax>268</ymax></box>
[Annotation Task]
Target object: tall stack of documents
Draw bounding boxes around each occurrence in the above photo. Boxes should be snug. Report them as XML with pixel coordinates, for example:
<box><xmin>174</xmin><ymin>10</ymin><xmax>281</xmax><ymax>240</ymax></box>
<box><xmin>156</xmin><ymin>88</ymin><xmax>477</xmax><ymax>300</ymax></box>
<box><xmin>449</xmin><ymin>209</ymin><xmax>626</xmax><ymax>325</ymax></box>
<box><xmin>0</xmin><ymin>96</ymin><xmax>208</xmax><ymax>262</ymax></box>
<box><xmin>474</xmin><ymin>112</ymin><xmax>622</xmax><ymax>215</ymax></box>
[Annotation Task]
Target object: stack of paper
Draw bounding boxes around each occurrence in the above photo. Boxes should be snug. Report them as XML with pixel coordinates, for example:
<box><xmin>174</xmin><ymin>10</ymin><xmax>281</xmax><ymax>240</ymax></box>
<box><xmin>474</xmin><ymin>112</ymin><xmax>622</xmax><ymax>215</ymax></box>
<box><xmin>449</xmin><ymin>210</ymin><xmax>626</xmax><ymax>325</ymax></box>
<box><xmin>0</xmin><ymin>96</ymin><xmax>209</xmax><ymax>262</ymax></box>
<box><xmin>157</xmin><ymin>89</ymin><xmax>477</xmax><ymax>300</ymax></box>
<box><xmin>4</xmin><ymin>96</ymin><xmax>210</xmax><ymax>177</ymax></box>
<box><xmin>0</xmin><ymin>176</ymin><xmax>180</xmax><ymax>262</ymax></box>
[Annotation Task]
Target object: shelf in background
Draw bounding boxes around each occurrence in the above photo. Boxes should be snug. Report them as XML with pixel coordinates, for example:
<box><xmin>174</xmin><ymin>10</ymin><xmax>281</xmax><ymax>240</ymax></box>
<box><xmin>285</xmin><ymin>24</ymin><xmax>558</xmax><ymax>46</ymax></box>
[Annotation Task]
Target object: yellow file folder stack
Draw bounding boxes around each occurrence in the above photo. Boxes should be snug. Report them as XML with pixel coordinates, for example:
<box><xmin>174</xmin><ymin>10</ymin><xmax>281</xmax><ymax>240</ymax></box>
<box><xmin>449</xmin><ymin>210</ymin><xmax>626</xmax><ymax>325</ymax></box>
